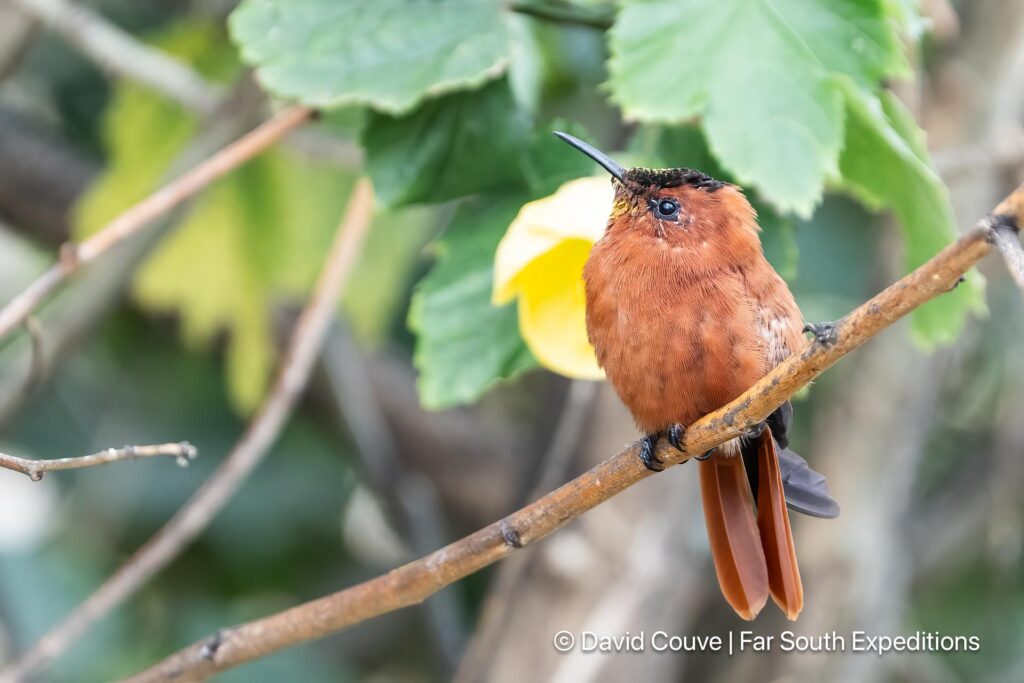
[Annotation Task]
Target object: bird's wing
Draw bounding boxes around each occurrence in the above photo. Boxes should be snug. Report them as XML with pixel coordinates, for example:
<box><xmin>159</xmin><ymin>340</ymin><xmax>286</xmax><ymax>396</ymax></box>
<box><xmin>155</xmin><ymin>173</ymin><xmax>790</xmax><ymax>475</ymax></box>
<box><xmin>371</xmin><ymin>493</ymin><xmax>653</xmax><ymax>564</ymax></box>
<box><xmin>777</xmin><ymin>447</ymin><xmax>841</xmax><ymax>519</ymax></box>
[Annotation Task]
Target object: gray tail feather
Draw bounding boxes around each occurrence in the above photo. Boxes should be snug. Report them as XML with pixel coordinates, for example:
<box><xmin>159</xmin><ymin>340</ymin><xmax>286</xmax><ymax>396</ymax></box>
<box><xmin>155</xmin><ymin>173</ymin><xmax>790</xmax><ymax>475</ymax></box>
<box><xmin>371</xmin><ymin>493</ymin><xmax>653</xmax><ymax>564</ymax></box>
<box><xmin>777</xmin><ymin>447</ymin><xmax>840</xmax><ymax>519</ymax></box>
<box><xmin>741</xmin><ymin>436</ymin><xmax>840</xmax><ymax>519</ymax></box>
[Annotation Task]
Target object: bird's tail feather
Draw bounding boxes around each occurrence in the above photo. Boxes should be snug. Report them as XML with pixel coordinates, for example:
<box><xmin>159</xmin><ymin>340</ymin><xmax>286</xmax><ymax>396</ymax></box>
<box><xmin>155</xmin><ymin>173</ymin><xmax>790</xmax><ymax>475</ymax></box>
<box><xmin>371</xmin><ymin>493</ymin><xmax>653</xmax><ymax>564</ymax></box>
<box><xmin>699</xmin><ymin>451</ymin><xmax>769</xmax><ymax>620</ymax></box>
<box><xmin>754</xmin><ymin>430</ymin><xmax>804</xmax><ymax>620</ymax></box>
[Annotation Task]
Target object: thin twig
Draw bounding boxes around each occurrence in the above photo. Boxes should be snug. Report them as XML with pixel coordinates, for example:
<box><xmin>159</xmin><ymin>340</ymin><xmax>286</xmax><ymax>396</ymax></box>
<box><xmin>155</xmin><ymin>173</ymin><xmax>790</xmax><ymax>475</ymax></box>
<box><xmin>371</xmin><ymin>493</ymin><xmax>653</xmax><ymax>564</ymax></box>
<box><xmin>20</xmin><ymin>316</ymin><xmax>45</xmax><ymax>396</ymax></box>
<box><xmin>0</xmin><ymin>442</ymin><xmax>197</xmax><ymax>481</ymax></box>
<box><xmin>7</xmin><ymin>0</ymin><xmax>222</xmax><ymax>113</ymax></box>
<box><xmin>120</xmin><ymin>186</ymin><xmax>1024</xmax><ymax>683</ymax></box>
<box><xmin>0</xmin><ymin>105</ymin><xmax>313</xmax><ymax>346</ymax></box>
<box><xmin>0</xmin><ymin>179</ymin><xmax>375</xmax><ymax>683</ymax></box>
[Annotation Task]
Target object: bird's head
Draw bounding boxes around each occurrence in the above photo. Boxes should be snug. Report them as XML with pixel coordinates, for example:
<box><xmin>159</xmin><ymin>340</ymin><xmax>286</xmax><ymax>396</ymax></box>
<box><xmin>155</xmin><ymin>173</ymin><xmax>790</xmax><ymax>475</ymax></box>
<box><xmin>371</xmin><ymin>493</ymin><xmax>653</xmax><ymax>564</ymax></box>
<box><xmin>553</xmin><ymin>131</ymin><xmax>757</xmax><ymax>245</ymax></box>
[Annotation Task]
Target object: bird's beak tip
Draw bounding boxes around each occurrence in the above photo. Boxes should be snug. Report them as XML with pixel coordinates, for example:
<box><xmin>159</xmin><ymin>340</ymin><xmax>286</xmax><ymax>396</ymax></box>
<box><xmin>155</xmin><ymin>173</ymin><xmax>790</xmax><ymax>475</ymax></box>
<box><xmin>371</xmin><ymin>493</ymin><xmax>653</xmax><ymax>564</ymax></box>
<box><xmin>552</xmin><ymin>130</ymin><xmax>627</xmax><ymax>183</ymax></box>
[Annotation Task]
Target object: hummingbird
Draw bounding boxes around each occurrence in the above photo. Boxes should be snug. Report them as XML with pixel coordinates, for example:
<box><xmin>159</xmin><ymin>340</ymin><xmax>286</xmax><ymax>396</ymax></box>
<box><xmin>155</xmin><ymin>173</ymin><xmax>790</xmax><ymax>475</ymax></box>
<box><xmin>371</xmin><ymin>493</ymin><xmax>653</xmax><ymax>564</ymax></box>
<box><xmin>555</xmin><ymin>131</ymin><xmax>838</xmax><ymax>621</ymax></box>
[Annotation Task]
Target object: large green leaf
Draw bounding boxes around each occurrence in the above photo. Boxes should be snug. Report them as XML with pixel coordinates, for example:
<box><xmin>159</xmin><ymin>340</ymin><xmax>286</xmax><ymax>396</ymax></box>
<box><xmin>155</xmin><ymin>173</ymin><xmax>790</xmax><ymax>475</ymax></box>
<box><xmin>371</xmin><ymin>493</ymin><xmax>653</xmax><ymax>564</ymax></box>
<box><xmin>608</xmin><ymin>0</ymin><xmax>908</xmax><ymax>215</ymax></box>
<box><xmin>363</xmin><ymin>82</ymin><xmax>595</xmax><ymax>207</ymax></box>
<box><xmin>837</xmin><ymin>86</ymin><xmax>986</xmax><ymax>347</ymax></box>
<box><xmin>362</xmin><ymin>80</ymin><xmax>530</xmax><ymax>206</ymax></box>
<box><xmin>409</xmin><ymin>196</ymin><xmax>536</xmax><ymax>409</ymax></box>
<box><xmin>229</xmin><ymin>0</ymin><xmax>510</xmax><ymax>114</ymax></box>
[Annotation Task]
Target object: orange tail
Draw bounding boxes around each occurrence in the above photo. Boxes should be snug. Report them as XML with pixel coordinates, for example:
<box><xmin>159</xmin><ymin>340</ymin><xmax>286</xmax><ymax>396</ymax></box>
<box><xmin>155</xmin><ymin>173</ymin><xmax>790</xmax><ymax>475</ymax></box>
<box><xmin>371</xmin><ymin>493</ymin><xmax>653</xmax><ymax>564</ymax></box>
<box><xmin>699</xmin><ymin>451</ymin><xmax>769</xmax><ymax>620</ymax></box>
<box><xmin>755</xmin><ymin>430</ymin><xmax>804</xmax><ymax>619</ymax></box>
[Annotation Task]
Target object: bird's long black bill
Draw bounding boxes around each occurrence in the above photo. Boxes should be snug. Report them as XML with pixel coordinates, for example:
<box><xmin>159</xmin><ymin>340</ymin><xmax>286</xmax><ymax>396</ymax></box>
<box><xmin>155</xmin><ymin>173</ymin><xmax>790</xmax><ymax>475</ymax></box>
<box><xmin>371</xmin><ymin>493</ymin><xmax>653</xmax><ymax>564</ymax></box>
<box><xmin>553</xmin><ymin>131</ymin><xmax>626</xmax><ymax>183</ymax></box>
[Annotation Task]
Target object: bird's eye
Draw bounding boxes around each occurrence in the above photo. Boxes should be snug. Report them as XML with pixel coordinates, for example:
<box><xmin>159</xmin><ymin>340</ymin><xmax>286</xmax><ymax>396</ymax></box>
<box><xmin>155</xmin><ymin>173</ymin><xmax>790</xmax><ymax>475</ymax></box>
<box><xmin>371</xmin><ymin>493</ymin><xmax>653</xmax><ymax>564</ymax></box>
<box><xmin>653</xmin><ymin>197</ymin><xmax>679</xmax><ymax>219</ymax></box>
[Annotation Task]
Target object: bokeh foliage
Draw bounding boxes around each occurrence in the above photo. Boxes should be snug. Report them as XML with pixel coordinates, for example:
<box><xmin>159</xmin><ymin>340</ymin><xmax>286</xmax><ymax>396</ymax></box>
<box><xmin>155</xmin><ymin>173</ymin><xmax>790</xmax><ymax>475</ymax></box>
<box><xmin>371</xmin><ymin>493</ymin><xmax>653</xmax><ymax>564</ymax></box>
<box><xmin>1</xmin><ymin>2</ymin><xmax>1019</xmax><ymax>681</ymax></box>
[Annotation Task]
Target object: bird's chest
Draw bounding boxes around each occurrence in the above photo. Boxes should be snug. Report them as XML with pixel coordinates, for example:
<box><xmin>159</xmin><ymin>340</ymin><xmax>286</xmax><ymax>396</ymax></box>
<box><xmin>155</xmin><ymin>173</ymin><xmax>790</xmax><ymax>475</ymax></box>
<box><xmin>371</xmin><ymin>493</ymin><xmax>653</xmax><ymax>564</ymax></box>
<box><xmin>584</xmin><ymin>243</ymin><xmax>768</xmax><ymax>431</ymax></box>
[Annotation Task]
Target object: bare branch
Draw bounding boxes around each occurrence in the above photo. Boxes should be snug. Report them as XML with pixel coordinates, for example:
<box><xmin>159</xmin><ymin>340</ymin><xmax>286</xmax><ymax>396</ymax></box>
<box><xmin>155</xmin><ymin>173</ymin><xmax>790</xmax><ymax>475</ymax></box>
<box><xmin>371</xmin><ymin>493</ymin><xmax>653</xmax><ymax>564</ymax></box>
<box><xmin>7</xmin><ymin>0</ymin><xmax>222</xmax><ymax>113</ymax></box>
<box><xmin>119</xmin><ymin>185</ymin><xmax>1024</xmax><ymax>682</ymax></box>
<box><xmin>0</xmin><ymin>179</ymin><xmax>375</xmax><ymax>682</ymax></box>
<box><xmin>0</xmin><ymin>442</ymin><xmax>197</xmax><ymax>481</ymax></box>
<box><xmin>0</xmin><ymin>105</ymin><xmax>313</xmax><ymax>346</ymax></box>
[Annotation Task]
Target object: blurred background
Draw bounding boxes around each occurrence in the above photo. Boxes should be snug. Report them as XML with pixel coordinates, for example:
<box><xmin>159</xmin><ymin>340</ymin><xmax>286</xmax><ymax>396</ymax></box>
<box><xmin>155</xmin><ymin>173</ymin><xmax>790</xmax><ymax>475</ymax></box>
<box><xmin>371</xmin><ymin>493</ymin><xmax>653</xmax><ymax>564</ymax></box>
<box><xmin>0</xmin><ymin>0</ymin><xmax>1023</xmax><ymax>681</ymax></box>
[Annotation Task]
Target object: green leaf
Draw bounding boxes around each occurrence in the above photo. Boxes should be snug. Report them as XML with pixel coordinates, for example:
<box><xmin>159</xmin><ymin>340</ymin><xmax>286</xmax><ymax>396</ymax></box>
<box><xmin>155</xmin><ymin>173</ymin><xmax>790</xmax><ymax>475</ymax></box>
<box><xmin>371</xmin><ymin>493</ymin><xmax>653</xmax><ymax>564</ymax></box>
<box><xmin>628</xmin><ymin>124</ymin><xmax>724</xmax><ymax>174</ymax></box>
<box><xmin>74</xmin><ymin>22</ymin><xmax>358</xmax><ymax>412</ymax></box>
<box><xmin>837</xmin><ymin>85</ymin><xmax>986</xmax><ymax>347</ymax></box>
<box><xmin>409</xmin><ymin>196</ymin><xmax>536</xmax><ymax>409</ymax></box>
<box><xmin>608</xmin><ymin>0</ymin><xmax>908</xmax><ymax>215</ymax></box>
<box><xmin>229</xmin><ymin>0</ymin><xmax>510</xmax><ymax>114</ymax></box>
<box><xmin>882</xmin><ymin>0</ymin><xmax>929</xmax><ymax>41</ymax></box>
<box><xmin>362</xmin><ymin>80</ymin><xmax>530</xmax><ymax>206</ymax></box>
<box><xmin>363</xmin><ymin>81</ymin><xmax>595</xmax><ymax>207</ymax></box>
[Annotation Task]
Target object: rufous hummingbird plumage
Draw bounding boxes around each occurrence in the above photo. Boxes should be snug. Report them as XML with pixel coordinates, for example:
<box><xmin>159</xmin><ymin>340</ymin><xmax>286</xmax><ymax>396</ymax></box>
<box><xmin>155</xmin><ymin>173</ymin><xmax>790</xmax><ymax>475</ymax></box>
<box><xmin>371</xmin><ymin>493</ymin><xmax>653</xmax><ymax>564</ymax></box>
<box><xmin>555</xmin><ymin>132</ymin><xmax>838</xmax><ymax>621</ymax></box>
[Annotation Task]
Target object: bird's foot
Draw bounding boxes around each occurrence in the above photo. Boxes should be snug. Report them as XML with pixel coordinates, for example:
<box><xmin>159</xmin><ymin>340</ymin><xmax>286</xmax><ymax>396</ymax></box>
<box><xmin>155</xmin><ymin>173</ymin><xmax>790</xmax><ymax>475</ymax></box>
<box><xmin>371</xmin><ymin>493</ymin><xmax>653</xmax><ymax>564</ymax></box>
<box><xmin>742</xmin><ymin>422</ymin><xmax>767</xmax><ymax>440</ymax></box>
<box><xmin>639</xmin><ymin>433</ymin><xmax>665</xmax><ymax>472</ymax></box>
<box><xmin>667</xmin><ymin>423</ymin><xmax>686</xmax><ymax>451</ymax></box>
<box><xmin>695</xmin><ymin>449</ymin><xmax>715</xmax><ymax>461</ymax></box>
<box><xmin>803</xmin><ymin>320</ymin><xmax>838</xmax><ymax>347</ymax></box>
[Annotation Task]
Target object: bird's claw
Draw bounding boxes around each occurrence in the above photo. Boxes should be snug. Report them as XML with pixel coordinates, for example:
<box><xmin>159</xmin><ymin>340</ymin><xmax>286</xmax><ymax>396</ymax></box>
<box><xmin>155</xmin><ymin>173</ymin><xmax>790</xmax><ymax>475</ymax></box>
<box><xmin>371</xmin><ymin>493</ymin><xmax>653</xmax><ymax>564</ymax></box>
<box><xmin>667</xmin><ymin>423</ymin><xmax>686</xmax><ymax>451</ymax></box>
<box><xmin>803</xmin><ymin>321</ymin><xmax>838</xmax><ymax>347</ymax></box>
<box><xmin>639</xmin><ymin>434</ymin><xmax>664</xmax><ymax>472</ymax></box>
<box><xmin>742</xmin><ymin>422</ymin><xmax>766</xmax><ymax>440</ymax></box>
<box><xmin>695</xmin><ymin>449</ymin><xmax>715</xmax><ymax>461</ymax></box>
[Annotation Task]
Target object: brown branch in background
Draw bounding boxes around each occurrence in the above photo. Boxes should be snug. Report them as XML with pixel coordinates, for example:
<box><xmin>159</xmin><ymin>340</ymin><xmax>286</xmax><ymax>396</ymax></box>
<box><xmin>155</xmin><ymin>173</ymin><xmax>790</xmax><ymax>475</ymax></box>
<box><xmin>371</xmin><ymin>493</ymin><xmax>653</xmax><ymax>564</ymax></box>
<box><xmin>7</xmin><ymin>0</ymin><xmax>223</xmax><ymax>113</ymax></box>
<box><xmin>120</xmin><ymin>185</ymin><xmax>1024</xmax><ymax>682</ymax></box>
<box><xmin>0</xmin><ymin>442</ymin><xmax>197</xmax><ymax>481</ymax></box>
<box><xmin>0</xmin><ymin>105</ymin><xmax>313</xmax><ymax>346</ymax></box>
<box><xmin>0</xmin><ymin>178</ymin><xmax>375</xmax><ymax>683</ymax></box>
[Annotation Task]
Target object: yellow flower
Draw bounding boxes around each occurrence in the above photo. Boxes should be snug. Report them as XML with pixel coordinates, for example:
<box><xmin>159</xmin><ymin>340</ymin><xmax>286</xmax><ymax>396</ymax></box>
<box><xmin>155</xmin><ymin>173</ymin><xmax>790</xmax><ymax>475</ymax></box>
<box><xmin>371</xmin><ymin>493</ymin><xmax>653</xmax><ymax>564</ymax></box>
<box><xmin>493</xmin><ymin>177</ymin><xmax>613</xmax><ymax>380</ymax></box>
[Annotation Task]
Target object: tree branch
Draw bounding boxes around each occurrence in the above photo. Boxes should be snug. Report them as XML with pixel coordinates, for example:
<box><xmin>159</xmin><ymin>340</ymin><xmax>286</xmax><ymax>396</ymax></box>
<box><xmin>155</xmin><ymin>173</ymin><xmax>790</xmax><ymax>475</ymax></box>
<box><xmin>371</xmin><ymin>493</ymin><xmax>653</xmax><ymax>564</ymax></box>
<box><xmin>0</xmin><ymin>442</ymin><xmax>197</xmax><ymax>481</ymax></box>
<box><xmin>120</xmin><ymin>185</ymin><xmax>1024</xmax><ymax>682</ymax></box>
<box><xmin>0</xmin><ymin>178</ymin><xmax>375</xmax><ymax>682</ymax></box>
<box><xmin>7</xmin><ymin>0</ymin><xmax>223</xmax><ymax>114</ymax></box>
<box><xmin>0</xmin><ymin>105</ymin><xmax>313</xmax><ymax>347</ymax></box>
